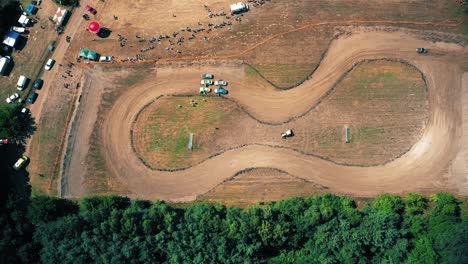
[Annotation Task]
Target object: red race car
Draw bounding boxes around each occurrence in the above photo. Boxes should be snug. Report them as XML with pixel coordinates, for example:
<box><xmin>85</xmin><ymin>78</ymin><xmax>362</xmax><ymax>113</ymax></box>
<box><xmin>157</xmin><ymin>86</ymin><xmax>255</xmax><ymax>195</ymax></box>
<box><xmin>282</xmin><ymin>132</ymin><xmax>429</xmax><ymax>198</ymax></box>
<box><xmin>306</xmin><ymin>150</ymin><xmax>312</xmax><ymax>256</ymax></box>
<box><xmin>85</xmin><ymin>5</ymin><xmax>97</xmax><ymax>15</ymax></box>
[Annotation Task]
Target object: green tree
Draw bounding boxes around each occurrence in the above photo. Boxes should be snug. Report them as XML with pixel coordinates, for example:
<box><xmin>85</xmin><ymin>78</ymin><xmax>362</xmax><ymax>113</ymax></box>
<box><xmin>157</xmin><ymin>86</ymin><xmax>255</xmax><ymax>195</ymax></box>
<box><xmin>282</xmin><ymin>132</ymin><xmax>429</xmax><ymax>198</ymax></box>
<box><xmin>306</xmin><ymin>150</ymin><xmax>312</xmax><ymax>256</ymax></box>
<box><xmin>28</xmin><ymin>196</ymin><xmax>79</xmax><ymax>225</ymax></box>
<box><xmin>404</xmin><ymin>193</ymin><xmax>427</xmax><ymax>215</ymax></box>
<box><xmin>80</xmin><ymin>195</ymin><xmax>130</xmax><ymax>222</ymax></box>
<box><xmin>374</xmin><ymin>194</ymin><xmax>405</xmax><ymax>214</ymax></box>
<box><xmin>0</xmin><ymin>104</ymin><xmax>36</xmax><ymax>144</ymax></box>
<box><xmin>52</xmin><ymin>0</ymin><xmax>80</xmax><ymax>7</ymax></box>
<box><xmin>405</xmin><ymin>236</ymin><xmax>436</xmax><ymax>264</ymax></box>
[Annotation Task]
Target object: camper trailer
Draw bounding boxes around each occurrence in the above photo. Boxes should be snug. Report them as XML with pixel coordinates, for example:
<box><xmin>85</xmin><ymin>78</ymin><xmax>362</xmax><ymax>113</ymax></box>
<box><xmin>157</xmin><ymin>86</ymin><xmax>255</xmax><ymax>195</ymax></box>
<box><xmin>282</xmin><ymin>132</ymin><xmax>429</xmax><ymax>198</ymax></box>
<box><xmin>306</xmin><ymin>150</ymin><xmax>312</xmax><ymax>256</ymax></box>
<box><xmin>230</xmin><ymin>2</ymin><xmax>249</xmax><ymax>14</ymax></box>
<box><xmin>0</xmin><ymin>56</ymin><xmax>11</xmax><ymax>75</ymax></box>
<box><xmin>18</xmin><ymin>13</ymin><xmax>30</xmax><ymax>27</ymax></box>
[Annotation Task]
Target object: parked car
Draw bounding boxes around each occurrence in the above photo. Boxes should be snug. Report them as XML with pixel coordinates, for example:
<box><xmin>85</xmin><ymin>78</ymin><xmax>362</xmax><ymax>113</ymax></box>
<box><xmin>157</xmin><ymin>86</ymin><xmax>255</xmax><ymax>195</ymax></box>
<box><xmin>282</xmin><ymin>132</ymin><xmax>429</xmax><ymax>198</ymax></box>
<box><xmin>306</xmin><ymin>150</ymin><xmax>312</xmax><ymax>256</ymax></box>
<box><xmin>416</xmin><ymin>48</ymin><xmax>428</xmax><ymax>54</ymax></box>
<box><xmin>28</xmin><ymin>92</ymin><xmax>38</xmax><ymax>104</ymax></box>
<box><xmin>33</xmin><ymin>79</ymin><xmax>43</xmax><ymax>89</ymax></box>
<box><xmin>6</xmin><ymin>93</ymin><xmax>19</xmax><ymax>103</ymax></box>
<box><xmin>16</xmin><ymin>75</ymin><xmax>27</xmax><ymax>91</ymax></box>
<box><xmin>13</xmin><ymin>155</ymin><xmax>29</xmax><ymax>170</ymax></box>
<box><xmin>44</xmin><ymin>58</ymin><xmax>55</xmax><ymax>70</ymax></box>
<box><xmin>199</xmin><ymin>86</ymin><xmax>211</xmax><ymax>94</ymax></box>
<box><xmin>201</xmin><ymin>80</ymin><xmax>213</xmax><ymax>85</ymax></box>
<box><xmin>86</xmin><ymin>5</ymin><xmax>97</xmax><ymax>15</ymax></box>
<box><xmin>0</xmin><ymin>138</ymin><xmax>15</xmax><ymax>146</ymax></box>
<box><xmin>20</xmin><ymin>107</ymin><xmax>29</xmax><ymax>114</ymax></box>
<box><xmin>48</xmin><ymin>41</ymin><xmax>56</xmax><ymax>51</ymax></box>
<box><xmin>99</xmin><ymin>56</ymin><xmax>112</xmax><ymax>62</ymax></box>
<box><xmin>11</xmin><ymin>26</ymin><xmax>26</xmax><ymax>33</ymax></box>
<box><xmin>215</xmin><ymin>87</ymin><xmax>228</xmax><ymax>95</ymax></box>
<box><xmin>201</xmin><ymin>73</ymin><xmax>214</xmax><ymax>79</ymax></box>
<box><xmin>214</xmin><ymin>80</ymin><xmax>228</xmax><ymax>86</ymax></box>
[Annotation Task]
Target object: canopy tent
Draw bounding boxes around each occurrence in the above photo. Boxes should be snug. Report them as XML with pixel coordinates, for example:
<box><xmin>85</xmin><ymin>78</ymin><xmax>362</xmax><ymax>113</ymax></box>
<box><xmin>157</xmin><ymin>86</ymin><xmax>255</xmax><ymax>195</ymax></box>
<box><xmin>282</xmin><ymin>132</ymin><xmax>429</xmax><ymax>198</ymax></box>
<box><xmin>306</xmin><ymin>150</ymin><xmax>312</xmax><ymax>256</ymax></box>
<box><xmin>2</xmin><ymin>31</ymin><xmax>20</xmax><ymax>48</ymax></box>
<box><xmin>53</xmin><ymin>7</ymin><xmax>68</xmax><ymax>25</ymax></box>
<box><xmin>25</xmin><ymin>4</ymin><xmax>38</xmax><ymax>15</ymax></box>
<box><xmin>79</xmin><ymin>48</ymin><xmax>99</xmax><ymax>61</ymax></box>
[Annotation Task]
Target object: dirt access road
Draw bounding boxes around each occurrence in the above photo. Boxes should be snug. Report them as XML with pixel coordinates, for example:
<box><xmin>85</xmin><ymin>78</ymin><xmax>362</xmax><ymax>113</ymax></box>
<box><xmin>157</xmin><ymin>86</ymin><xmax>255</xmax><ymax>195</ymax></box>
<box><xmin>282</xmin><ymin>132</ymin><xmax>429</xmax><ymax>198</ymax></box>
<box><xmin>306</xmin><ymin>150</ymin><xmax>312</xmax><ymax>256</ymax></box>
<box><xmin>90</xmin><ymin>30</ymin><xmax>467</xmax><ymax>201</ymax></box>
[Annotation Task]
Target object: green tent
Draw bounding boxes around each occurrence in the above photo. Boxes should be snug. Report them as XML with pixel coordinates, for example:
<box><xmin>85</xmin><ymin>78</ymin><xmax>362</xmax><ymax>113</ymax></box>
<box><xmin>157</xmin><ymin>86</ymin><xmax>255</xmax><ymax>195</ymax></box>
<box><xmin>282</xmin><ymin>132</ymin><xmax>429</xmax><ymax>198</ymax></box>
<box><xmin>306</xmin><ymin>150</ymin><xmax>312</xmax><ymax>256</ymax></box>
<box><xmin>79</xmin><ymin>48</ymin><xmax>99</xmax><ymax>61</ymax></box>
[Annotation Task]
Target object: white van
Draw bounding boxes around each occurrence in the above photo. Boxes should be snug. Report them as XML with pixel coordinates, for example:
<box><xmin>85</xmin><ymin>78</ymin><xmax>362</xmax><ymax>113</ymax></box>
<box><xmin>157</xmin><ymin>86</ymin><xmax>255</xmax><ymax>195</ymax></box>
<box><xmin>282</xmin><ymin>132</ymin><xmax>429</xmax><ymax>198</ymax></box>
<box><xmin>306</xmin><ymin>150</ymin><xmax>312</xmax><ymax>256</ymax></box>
<box><xmin>16</xmin><ymin>75</ymin><xmax>27</xmax><ymax>91</ymax></box>
<box><xmin>0</xmin><ymin>56</ymin><xmax>11</xmax><ymax>75</ymax></box>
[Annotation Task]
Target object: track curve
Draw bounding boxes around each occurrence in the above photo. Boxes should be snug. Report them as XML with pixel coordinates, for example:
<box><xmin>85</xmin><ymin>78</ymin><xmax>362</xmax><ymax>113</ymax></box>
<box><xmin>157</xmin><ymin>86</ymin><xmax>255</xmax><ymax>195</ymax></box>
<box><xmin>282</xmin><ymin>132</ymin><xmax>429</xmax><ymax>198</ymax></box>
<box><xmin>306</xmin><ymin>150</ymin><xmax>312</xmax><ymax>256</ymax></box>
<box><xmin>101</xmin><ymin>31</ymin><xmax>466</xmax><ymax>201</ymax></box>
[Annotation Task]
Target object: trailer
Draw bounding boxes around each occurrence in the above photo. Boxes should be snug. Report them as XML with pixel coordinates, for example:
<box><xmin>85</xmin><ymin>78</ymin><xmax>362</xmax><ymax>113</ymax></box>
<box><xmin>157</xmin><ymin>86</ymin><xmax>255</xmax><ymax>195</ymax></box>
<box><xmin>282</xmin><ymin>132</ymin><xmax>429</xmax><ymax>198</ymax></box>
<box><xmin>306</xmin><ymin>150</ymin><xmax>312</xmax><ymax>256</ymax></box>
<box><xmin>0</xmin><ymin>56</ymin><xmax>11</xmax><ymax>75</ymax></box>
<box><xmin>230</xmin><ymin>2</ymin><xmax>249</xmax><ymax>14</ymax></box>
<box><xmin>18</xmin><ymin>13</ymin><xmax>30</xmax><ymax>27</ymax></box>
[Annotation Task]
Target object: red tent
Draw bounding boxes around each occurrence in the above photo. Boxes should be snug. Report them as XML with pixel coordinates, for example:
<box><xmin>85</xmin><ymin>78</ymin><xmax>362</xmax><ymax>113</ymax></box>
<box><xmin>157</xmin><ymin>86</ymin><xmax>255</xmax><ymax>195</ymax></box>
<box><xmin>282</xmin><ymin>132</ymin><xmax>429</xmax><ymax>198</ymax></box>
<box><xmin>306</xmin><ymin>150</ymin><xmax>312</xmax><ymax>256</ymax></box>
<box><xmin>88</xmin><ymin>21</ymin><xmax>100</xmax><ymax>33</ymax></box>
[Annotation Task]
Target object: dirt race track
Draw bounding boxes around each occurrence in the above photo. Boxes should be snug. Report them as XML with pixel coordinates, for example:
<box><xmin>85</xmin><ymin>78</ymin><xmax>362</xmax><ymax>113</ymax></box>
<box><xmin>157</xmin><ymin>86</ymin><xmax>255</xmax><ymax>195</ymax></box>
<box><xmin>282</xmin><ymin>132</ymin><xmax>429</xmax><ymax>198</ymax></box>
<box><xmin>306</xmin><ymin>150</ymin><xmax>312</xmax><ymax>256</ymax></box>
<box><xmin>84</xmin><ymin>30</ymin><xmax>468</xmax><ymax>202</ymax></box>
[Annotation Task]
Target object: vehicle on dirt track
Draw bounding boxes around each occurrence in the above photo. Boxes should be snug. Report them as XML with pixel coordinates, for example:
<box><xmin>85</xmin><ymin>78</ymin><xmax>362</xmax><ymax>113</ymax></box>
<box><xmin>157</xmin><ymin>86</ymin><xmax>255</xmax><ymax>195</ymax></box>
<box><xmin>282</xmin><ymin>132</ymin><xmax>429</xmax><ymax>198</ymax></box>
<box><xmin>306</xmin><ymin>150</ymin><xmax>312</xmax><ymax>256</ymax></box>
<box><xmin>201</xmin><ymin>79</ymin><xmax>213</xmax><ymax>85</ymax></box>
<box><xmin>6</xmin><ymin>93</ymin><xmax>19</xmax><ymax>104</ymax></box>
<box><xmin>215</xmin><ymin>87</ymin><xmax>228</xmax><ymax>95</ymax></box>
<box><xmin>214</xmin><ymin>80</ymin><xmax>228</xmax><ymax>86</ymax></box>
<box><xmin>199</xmin><ymin>86</ymin><xmax>211</xmax><ymax>94</ymax></box>
<box><xmin>416</xmin><ymin>48</ymin><xmax>428</xmax><ymax>54</ymax></box>
<box><xmin>86</xmin><ymin>5</ymin><xmax>97</xmax><ymax>15</ymax></box>
<box><xmin>13</xmin><ymin>155</ymin><xmax>29</xmax><ymax>170</ymax></box>
<box><xmin>201</xmin><ymin>73</ymin><xmax>214</xmax><ymax>79</ymax></box>
<box><xmin>281</xmin><ymin>129</ymin><xmax>294</xmax><ymax>138</ymax></box>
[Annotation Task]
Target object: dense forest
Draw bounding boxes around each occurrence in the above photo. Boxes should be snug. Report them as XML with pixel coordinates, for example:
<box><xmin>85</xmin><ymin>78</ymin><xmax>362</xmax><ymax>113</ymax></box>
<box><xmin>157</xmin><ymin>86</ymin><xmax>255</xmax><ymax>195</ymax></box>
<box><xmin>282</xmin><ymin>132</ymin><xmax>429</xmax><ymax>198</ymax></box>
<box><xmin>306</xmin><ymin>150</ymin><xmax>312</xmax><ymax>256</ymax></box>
<box><xmin>1</xmin><ymin>167</ymin><xmax>467</xmax><ymax>264</ymax></box>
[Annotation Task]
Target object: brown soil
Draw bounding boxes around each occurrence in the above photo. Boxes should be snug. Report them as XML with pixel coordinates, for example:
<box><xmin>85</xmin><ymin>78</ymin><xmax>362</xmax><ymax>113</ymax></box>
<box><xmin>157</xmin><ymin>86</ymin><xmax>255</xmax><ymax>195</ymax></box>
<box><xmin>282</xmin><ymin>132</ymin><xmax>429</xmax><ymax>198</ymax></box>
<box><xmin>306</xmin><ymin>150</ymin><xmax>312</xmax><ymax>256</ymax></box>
<box><xmin>73</xmin><ymin>0</ymin><xmax>465</xmax><ymax>63</ymax></box>
<box><xmin>130</xmin><ymin>60</ymin><xmax>427</xmax><ymax>169</ymax></box>
<box><xmin>24</xmin><ymin>0</ymin><xmax>468</xmax><ymax>199</ymax></box>
<box><xmin>96</xmin><ymin>30</ymin><xmax>466</xmax><ymax>202</ymax></box>
<box><xmin>199</xmin><ymin>168</ymin><xmax>329</xmax><ymax>208</ymax></box>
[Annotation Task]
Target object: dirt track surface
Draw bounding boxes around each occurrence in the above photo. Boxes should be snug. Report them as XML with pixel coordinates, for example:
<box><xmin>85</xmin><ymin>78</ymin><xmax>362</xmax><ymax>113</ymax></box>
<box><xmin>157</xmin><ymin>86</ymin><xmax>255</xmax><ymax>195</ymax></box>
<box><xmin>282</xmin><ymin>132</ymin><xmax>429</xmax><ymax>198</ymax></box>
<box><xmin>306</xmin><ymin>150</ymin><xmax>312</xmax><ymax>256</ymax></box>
<box><xmin>89</xmin><ymin>31</ymin><xmax>467</xmax><ymax>201</ymax></box>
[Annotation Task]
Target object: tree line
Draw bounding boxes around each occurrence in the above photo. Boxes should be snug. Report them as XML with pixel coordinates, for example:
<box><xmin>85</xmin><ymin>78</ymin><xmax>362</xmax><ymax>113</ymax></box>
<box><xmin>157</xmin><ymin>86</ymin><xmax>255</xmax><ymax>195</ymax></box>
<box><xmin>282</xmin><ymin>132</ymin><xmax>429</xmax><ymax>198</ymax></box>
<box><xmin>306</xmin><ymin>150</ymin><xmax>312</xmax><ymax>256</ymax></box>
<box><xmin>1</xmin><ymin>185</ymin><xmax>467</xmax><ymax>263</ymax></box>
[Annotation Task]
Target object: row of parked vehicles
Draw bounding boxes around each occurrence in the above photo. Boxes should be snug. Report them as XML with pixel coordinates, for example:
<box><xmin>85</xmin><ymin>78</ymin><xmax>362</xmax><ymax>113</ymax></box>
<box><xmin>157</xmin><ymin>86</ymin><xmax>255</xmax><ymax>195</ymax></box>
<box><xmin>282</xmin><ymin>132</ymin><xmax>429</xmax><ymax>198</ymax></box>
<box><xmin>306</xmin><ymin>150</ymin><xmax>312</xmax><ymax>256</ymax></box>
<box><xmin>200</xmin><ymin>73</ymin><xmax>229</xmax><ymax>95</ymax></box>
<box><xmin>2</xmin><ymin>2</ymin><xmax>46</xmax><ymax>172</ymax></box>
<box><xmin>5</xmin><ymin>56</ymin><xmax>54</xmax><ymax>104</ymax></box>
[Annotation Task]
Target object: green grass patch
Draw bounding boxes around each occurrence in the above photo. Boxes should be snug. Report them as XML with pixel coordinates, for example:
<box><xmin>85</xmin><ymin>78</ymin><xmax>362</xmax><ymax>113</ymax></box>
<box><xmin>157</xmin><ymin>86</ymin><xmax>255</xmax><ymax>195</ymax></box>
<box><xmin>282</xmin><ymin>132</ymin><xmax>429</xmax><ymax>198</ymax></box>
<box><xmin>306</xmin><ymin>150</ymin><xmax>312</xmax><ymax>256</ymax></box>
<box><xmin>353</xmin><ymin>127</ymin><xmax>385</xmax><ymax>143</ymax></box>
<box><xmin>310</xmin><ymin>60</ymin><xmax>427</xmax><ymax>165</ymax></box>
<box><xmin>134</xmin><ymin>96</ymin><xmax>234</xmax><ymax>169</ymax></box>
<box><xmin>347</xmin><ymin>65</ymin><xmax>425</xmax><ymax>106</ymax></box>
<box><xmin>319</xmin><ymin>1</ymin><xmax>350</xmax><ymax>10</ymax></box>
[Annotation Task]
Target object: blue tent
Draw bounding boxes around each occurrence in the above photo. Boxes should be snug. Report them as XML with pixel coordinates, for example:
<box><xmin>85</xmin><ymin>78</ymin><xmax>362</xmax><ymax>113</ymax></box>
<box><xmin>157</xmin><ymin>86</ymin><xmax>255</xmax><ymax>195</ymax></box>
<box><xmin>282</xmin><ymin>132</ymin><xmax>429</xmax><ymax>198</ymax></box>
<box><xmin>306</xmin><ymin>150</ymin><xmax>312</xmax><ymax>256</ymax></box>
<box><xmin>2</xmin><ymin>31</ymin><xmax>20</xmax><ymax>48</ymax></box>
<box><xmin>25</xmin><ymin>3</ymin><xmax>37</xmax><ymax>15</ymax></box>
